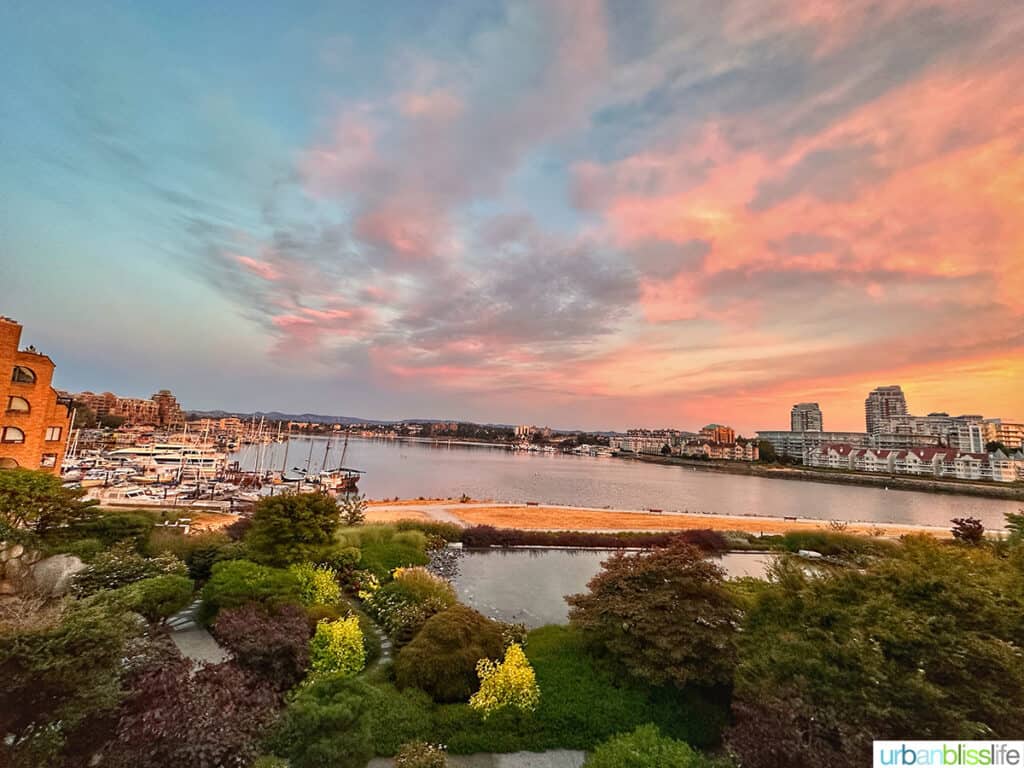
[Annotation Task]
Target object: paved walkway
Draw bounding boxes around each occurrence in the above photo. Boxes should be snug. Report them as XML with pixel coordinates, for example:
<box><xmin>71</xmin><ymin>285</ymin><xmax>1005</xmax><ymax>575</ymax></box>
<box><xmin>368</xmin><ymin>751</ymin><xmax>585</xmax><ymax>768</ymax></box>
<box><xmin>166</xmin><ymin>598</ymin><xmax>231</xmax><ymax>665</ymax></box>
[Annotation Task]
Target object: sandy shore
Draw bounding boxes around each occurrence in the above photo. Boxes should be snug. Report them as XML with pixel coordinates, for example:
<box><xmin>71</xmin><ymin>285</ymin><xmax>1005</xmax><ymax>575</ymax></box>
<box><xmin>366</xmin><ymin>501</ymin><xmax>950</xmax><ymax>537</ymax></box>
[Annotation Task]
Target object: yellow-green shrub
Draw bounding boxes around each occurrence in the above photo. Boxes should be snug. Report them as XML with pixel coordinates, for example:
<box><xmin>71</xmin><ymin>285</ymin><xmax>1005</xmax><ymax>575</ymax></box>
<box><xmin>309</xmin><ymin>616</ymin><xmax>366</xmax><ymax>679</ymax></box>
<box><xmin>469</xmin><ymin>643</ymin><xmax>540</xmax><ymax>718</ymax></box>
<box><xmin>289</xmin><ymin>562</ymin><xmax>342</xmax><ymax>606</ymax></box>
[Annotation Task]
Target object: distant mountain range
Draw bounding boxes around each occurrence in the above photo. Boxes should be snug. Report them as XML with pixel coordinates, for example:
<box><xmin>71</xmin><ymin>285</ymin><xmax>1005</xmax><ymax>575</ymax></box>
<box><xmin>186</xmin><ymin>409</ymin><xmax>517</xmax><ymax>429</ymax></box>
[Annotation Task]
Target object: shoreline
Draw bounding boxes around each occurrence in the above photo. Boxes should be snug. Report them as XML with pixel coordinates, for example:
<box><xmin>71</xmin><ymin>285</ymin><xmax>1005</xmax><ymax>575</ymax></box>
<box><xmin>616</xmin><ymin>453</ymin><xmax>1024</xmax><ymax>501</ymax></box>
<box><xmin>365</xmin><ymin>500</ymin><xmax>956</xmax><ymax>538</ymax></box>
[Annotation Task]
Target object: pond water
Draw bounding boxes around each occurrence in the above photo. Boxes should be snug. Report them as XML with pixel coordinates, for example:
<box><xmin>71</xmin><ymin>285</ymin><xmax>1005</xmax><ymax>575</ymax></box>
<box><xmin>452</xmin><ymin>548</ymin><xmax>772</xmax><ymax>628</ymax></box>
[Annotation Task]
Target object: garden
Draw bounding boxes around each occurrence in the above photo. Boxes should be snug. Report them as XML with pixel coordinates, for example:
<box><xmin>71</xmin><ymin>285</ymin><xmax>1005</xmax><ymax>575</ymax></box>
<box><xmin>2</xmin><ymin>465</ymin><xmax>1024</xmax><ymax>768</ymax></box>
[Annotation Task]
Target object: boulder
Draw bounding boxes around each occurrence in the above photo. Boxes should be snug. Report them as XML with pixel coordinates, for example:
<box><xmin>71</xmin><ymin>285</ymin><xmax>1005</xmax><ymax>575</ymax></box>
<box><xmin>29</xmin><ymin>554</ymin><xmax>87</xmax><ymax>597</ymax></box>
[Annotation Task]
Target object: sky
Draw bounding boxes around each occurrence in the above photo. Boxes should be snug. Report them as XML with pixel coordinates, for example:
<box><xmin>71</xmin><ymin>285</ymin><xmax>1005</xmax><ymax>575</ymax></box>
<box><xmin>1</xmin><ymin>0</ymin><xmax>1022</xmax><ymax>434</ymax></box>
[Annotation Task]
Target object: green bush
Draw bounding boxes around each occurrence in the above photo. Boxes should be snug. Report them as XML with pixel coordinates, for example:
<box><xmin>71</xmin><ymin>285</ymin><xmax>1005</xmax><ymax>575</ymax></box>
<box><xmin>363</xmin><ymin>682</ymin><xmax>435</xmax><ymax>755</ymax></box>
<box><xmin>394</xmin><ymin>519</ymin><xmax>463</xmax><ymax>542</ymax></box>
<box><xmin>246</xmin><ymin>492</ymin><xmax>341</xmax><ymax>567</ymax></box>
<box><xmin>121</xmin><ymin>574</ymin><xmax>194</xmax><ymax>621</ymax></box>
<box><xmin>394</xmin><ymin>604</ymin><xmax>506</xmax><ymax>703</ymax></box>
<box><xmin>267</xmin><ymin>675</ymin><xmax>375</xmax><ymax>768</ymax></box>
<box><xmin>777</xmin><ymin>530</ymin><xmax>893</xmax><ymax>558</ymax></box>
<box><xmin>309</xmin><ymin>616</ymin><xmax>366</xmax><ymax>678</ymax></box>
<box><xmin>67</xmin><ymin>511</ymin><xmax>154</xmax><ymax>547</ymax></box>
<box><xmin>360</xmin><ymin>541</ymin><xmax>429</xmax><ymax>579</ymax></box>
<box><xmin>147</xmin><ymin>529</ymin><xmax>244</xmax><ymax>580</ymax></box>
<box><xmin>289</xmin><ymin>562</ymin><xmax>342</xmax><ymax>605</ymax></box>
<box><xmin>584</xmin><ymin>725</ymin><xmax>724</xmax><ymax>768</ymax></box>
<box><xmin>72</xmin><ymin>541</ymin><xmax>187</xmax><ymax>596</ymax></box>
<box><xmin>57</xmin><ymin>537</ymin><xmax>105</xmax><ymax>562</ymax></box>
<box><xmin>198</xmin><ymin>559</ymin><xmax>301</xmax><ymax>624</ymax></box>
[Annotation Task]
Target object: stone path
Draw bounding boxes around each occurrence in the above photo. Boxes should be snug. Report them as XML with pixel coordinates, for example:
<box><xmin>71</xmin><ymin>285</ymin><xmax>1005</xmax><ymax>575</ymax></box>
<box><xmin>166</xmin><ymin>598</ymin><xmax>231</xmax><ymax>665</ymax></box>
<box><xmin>368</xmin><ymin>751</ymin><xmax>585</xmax><ymax>768</ymax></box>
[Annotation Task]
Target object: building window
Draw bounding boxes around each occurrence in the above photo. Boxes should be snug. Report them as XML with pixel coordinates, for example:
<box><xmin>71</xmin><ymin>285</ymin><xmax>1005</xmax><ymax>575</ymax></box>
<box><xmin>45</xmin><ymin>426</ymin><xmax>62</xmax><ymax>441</ymax></box>
<box><xmin>40</xmin><ymin>453</ymin><xmax>57</xmax><ymax>468</ymax></box>
<box><xmin>6</xmin><ymin>396</ymin><xmax>30</xmax><ymax>413</ymax></box>
<box><xmin>11</xmin><ymin>366</ymin><xmax>36</xmax><ymax>384</ymax></box>
<box><xmin>1</xmin><ymin>427</ymin><xmax>26</xmax><ymax>444</ymax></box>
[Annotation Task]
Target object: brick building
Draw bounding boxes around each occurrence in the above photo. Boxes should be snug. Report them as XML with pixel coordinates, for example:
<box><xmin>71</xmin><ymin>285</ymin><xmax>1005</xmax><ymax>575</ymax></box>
<box><xmin>0</xmin><ymin>317</ymin><xmax>72</xmax><ymax>474</ymax></box>
<box><xmin>71</xmin><ymin>388</ymin><xmax>184</xmax><ymax>426</ymax></box>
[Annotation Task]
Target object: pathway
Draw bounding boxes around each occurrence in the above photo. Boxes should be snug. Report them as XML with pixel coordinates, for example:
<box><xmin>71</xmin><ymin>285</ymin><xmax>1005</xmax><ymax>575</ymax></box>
<box><xmin>368</xmin><ymin>750</ymin><xmax>585</xmax><ymax>768</ymax></box>
<box><xmin>166</xmin><ymin>598</ymin><xmax>231</xmax><ymax>665</ymax></box>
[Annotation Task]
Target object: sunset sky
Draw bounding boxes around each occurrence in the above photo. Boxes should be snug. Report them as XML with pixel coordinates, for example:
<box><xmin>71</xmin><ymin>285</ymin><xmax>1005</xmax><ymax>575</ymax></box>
<box><xmin>2</xmin><ymin>0</ymin><xmax>1022</xmax><ymax>433</ymax></box>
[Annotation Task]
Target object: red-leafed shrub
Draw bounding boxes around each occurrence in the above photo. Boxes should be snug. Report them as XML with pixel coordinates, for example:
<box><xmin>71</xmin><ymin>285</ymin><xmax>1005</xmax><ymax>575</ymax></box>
<box><xmin>213</xmin><ymin>603</ymin><xmax>311</xmax><ymax>689</ymax></box>
<box><xmin>106</xmin><ymin>658</ymin><xmax>280</xmax><ymax>768</ymax></box>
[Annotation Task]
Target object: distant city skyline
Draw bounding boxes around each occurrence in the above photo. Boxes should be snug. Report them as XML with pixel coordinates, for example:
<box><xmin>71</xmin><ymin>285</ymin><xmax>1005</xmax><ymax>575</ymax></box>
<box><xmin>3</xmin><ymin>1</ymin><xmax>1022</xmax><ymax>434</ymax></box>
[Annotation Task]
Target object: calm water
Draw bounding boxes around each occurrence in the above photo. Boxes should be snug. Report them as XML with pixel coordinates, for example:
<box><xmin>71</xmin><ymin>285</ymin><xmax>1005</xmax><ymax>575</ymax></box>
<box><xmin>231</xmin><ymin>437</ymin><xmax>1020</xmax><ymax>529</ymax></box>
<box><xmin>453</xmin><ymin>549</ymin><xmax>772</xmax><ymax>627</ymax></box>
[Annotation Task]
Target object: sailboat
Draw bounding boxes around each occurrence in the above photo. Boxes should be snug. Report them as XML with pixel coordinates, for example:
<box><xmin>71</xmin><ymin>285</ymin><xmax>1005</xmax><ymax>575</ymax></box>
<box><xmin>318</xmin><ymin>427</ymin><xmax>363</xmax><ymax>492</ymax></box>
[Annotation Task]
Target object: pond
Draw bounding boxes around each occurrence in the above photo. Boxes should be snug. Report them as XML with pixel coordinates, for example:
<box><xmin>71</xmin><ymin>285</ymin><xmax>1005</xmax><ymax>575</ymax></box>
<box><xmin>452</xmin><ymin>548</ymin><xmax>772</xmax><ymax>628</ymax></box>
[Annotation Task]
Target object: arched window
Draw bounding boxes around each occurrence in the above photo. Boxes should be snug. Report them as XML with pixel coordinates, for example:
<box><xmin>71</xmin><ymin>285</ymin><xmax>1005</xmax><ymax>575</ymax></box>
<box><xmin>11</xmin><ymin>366</ymin><xmax>36</xmax><ymax>384</ymax></box>
<box><xmin>6</xmin><ymin>396</ymin><xmax>30</xmax><ymax>413</ymax></box>
<box><xmin>0</xmin><ymin>457</ymin><xmax>19</xmax><ymax>469</ymax></box>
<box><xmin>1</xmin><ymin>427</ymin><xmax>26</xmax><ymax>443</ymax></box>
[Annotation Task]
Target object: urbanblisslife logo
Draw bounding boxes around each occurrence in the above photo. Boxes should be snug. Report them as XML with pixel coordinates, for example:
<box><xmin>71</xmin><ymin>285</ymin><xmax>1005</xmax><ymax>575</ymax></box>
<box><xmin>874</xmin><ymin>742</ymin><xmax>1024</xmax><ymax>767</ymax></box>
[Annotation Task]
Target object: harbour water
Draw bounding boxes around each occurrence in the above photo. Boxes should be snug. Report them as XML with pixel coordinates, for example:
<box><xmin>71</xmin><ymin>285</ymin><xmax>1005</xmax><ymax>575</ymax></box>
<box><xmin>231</xmin><ymin>437</ymin><xmax>1021</xmax><ymax>529</ymax></box>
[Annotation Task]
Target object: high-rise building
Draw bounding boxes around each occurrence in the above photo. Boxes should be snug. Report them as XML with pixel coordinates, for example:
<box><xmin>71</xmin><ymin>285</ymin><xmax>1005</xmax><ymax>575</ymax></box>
<box><xmin>790</xmin><ymin>402</ymin><xmax>823</xmax><ymax>431</ymax></box>
<box><xmin>0</xmin><ymin>317</ymin><xmax>72</xmax><ymax>474</ymax></box>
<box><xmin>700</xmin><ymin>424</ymin><xmax>736</xmax><ymax>444</ymax></box>
<box><xmin>865</xmin><ymin>385</ymin><xmax>908</xmax><ymax>434</ymax></box>
<box><xmin>151</xmin><ymin>389</ymin><xmax>184</xmax><ymax>427</ymax></box>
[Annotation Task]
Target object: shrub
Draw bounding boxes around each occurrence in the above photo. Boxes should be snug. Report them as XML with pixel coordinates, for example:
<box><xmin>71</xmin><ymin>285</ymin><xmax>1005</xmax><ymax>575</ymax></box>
<box><xmin>121</xmin><ymin>574</ymin><xmax>194</xmax><ymax>621</ymax></box>
<box><xmin>316</xmin><ymin>545</ymin><xmax>362</xmax><ymax>589</ymax></box>
<box><xmin>57</xmin><ymin>537</ymin><xmax>104</xmax><ymax>561</ymax></box>
<box><xmin>246</xmin><ymin>493</ymin><xmax>341</xmax><ymax>566</ymax></box>
<box><xmin>584</xmin><ymin>724</ymin><xmax>722</xmax><ymax>768</ymax></box>
<box><xmin>470</xmin><ymin>643</ymin><xmax>540</xmax><ymax>718</ymax></box>
<box><xmin>289</xmin><ymin>562</ymin><xmax>342</xmax><ymax>605</ymax></box>
<box><xmin>364</xmin><ymin>566</ymin><xmax>457</xmax><ymax>643</ymax></box>
<box><xmin>461</xmin><ymin>525</ymin><xmax>727</xmax><ymax>552</ymax></box>
<box><xmin>360</xmin><ymin>540</ymin><xmax>429</xmax><ymax>578</ymax></box>
<box><xmin>309</xmin><ymin>616</ymin><xmax>366</xmax><ymax>679</ymax></box>
<box><xmin>394</xmin><ymin>519</ymin><xmax>464</xmax><ymax>542</ymax></box>
<box><xmin>0</xmin><ymin>468</ymin><xmax>97</xmax><ymax>535</ymax></box>
<box><xmin>198</xmin><ymin>559</ymin><xmax>301</xmax><ymax>624</ymax></box>
<box><xmin>267</xmin><ymin>675</ymin><xmax>374</xmax><ymax>768</ymax></box>
<box><xmin>568</xmin><ymin>542</ymin><xmax>740</xmax><ymax>688</ymax></box>
<box><xmin>213</xmin><ymin>603</ymin><xmax>311</xmax><ymax>689</ymax></box>
<box><xmin>362</xmin><ymin>683</ymin><xmax>435</xmax><ymax>755</ymax></box>
<box><xmin>0</xmin><ymin>599</ymin><xmax>139</xmax><ymax>767</ymax></box>
<box><xmin>147</xmin><ymin>529</ymin><xmax>243</xmax><ymax>580</ymax></box>
<box><xmin>396</xmin><ymin>741</ymin><xmax>448</xmax><ymax>768</ymax></box>
<box><xmin>60</xmin><ymin>511</ymin><xmax>153</xmax><ymax>548</ymax></box>
<box><xmin>395</xmin><ymin>604</ymin><xmax>506</xmax><ymax>702</ymax></box>
<box><xmin>105</xmin><ymin>658</ymin><xmax>279</xmax><ymax>768</ymax></box>
<box><xmin>72</xmin><ymin>541</ymin><xmax>187</xmax><ymax>596</ymax></box>
<box><xmin>776</xmin><ymin>530</ymin><xmax>891</xmax><ymax>558</ymax></box>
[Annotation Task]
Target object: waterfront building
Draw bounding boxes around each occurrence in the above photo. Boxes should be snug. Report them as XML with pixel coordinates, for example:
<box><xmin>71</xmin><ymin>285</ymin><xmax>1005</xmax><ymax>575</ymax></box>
<box><xmin>0</xmin><ymin>317</ymin><xmax>72</xmax><ymax>474</ymax></box>
<box><xmin>700</xmin><ymin>424</ymin><xmax>736</xmax><ymax>444</ymax></box>
<box><xmin>865</xmin><ymin>385</ymin><xmax>908</xmax><ymax>434</ymax></box>
<box><xmin>756</xmin><ymin>429</ymin><xmax>871</xmax><ymax>459</ymax></box>
<box><xmin>790</xmin><ymin>403</ymin><xmax>823</xmax><ymax>432</ymax></box>
<box><xmin>72</xmin><ymin>387</ymin><xmax>184</xmax><ymax>427</ymax></box>
<box><xmin>988</xmin><ymin>419</ymin><xmax>1024</xmax><ymax>449</ymax></box>
<box><xmin>806</xmin><ymin>442</ymin><xmax>1024</xmax><ymax>483</ymax></box>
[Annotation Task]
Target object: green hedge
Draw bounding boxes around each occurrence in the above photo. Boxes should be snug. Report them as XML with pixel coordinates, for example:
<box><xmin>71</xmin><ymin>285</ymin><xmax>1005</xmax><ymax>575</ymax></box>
<box><xmin>198</xmin><ymin>560</ymin><xmax>301</xmax><ymax>624</ymax></box>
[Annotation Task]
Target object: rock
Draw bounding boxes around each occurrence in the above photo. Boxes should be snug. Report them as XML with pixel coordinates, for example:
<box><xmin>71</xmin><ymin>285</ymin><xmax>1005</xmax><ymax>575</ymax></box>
<box><xmin>23</xmin><ymin>548</ymin><xmax>43</xmax><ymax>565</ymax></box>
<box><xmin>0</xmin><ymin>580</ymin><xmax>17</xmax><ymax>595</ymax></box>
<box><xmin>29</xmin><ymin>554</ymin><xmax>87</xmax><ymax>596</ymax></box>
<box><xmin>4</xmin><ymin>557</ymin><xmax>29</xmax><ymax>581</ymax></box>
<box><xmin>8</xmin><ymin>544</ymin><xmax>24</xmax><ymax>560</ymax></box>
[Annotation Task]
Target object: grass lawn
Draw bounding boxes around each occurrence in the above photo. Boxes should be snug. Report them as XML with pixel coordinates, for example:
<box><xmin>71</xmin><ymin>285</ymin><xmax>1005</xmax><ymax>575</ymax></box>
<box><xmin>363</xmin><ymin>624</ymin><xmax>729</xmax><ymax>755</ymax></box>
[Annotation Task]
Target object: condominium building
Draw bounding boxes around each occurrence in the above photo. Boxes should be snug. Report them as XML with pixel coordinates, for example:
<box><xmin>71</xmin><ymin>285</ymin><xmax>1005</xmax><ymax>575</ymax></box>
<box><xmin>865</xmin><ymin>386</ymin><xmax>908</xmax><ymax>434</ymax></box>
<box><xmin>151</xmin><ymin>389</ymin><xmax>185</xmax><ymax>427</ymax></box>
<box><xmin>987</xmin><ymin>419</ymin><xmax>1024</xmax><ymax>449</ymax></box>
<box><xmin>805</xmin><ymin>442</ymin><xmax>1024</xmax><ymax>483</ymax></box>
<box><xmin>790</xmin><ymin>403</ymin><xmax>823</xmax><ymax>432</ymax></box>
<box><xmin>0</xmin><ymin>317</ymin><xmax>72</xmax><ymax>474</ymax></box>
<box><xmin>700</xmin><ymin>424</ymin><xmax>736</xmax><ymax>444</ymax></box>
<box><xmin>71</xmin><ymin>388</ymin><xmax>184</xmax><ymax>426</ymax></box>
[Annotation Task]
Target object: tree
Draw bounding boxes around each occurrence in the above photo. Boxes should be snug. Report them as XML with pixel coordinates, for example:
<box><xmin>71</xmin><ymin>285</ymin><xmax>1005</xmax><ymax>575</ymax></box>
<box><xmin>99</xmin><ymin>414</ymin><xmax>126</xmax><ymax>429</ymax></box>
<box><xmin>757</xmin><ymin>440</ymin><xmax>778</xmax><ymax>463</ymax></box>
<box><xmin>71</xmin><ymin>402</ymin><xmax>98</xmax><ymax>429</ymax></box>
<box><xmin>567</xmin><ymin>542</ymin><xmax>740</xmax><ymax>688</ymax></box>
<box><xmin>951</xmin><ymin>516</ymin><xmax>985</xmax><ymax>545</ymax></box>
<box><xmin>246</xmin><ymin>492</ymin><xmax>341</xmax><ymax>566</ymax></box>
<box><xmin>340</xmin><ymin>493</ymin><xmax>368</xmax><ymax>526</ymax></box>
<box><xmin>0</xmin><ymin>468</ymin><xmax>97</xmax><ymax>535</ymax></box>
<box><xmin>105</xmin><ymin>658</ymin><xmax>279</xmax><ymax>768</ymax></box>
<box><xmin>72</xmin><ymin>541</ymin><xmax>187</xmax><ymax>596</ymax></box>
<box><xmin>729</xmin><ymin>538</ymin><xmax>1024</xmax><ymax>766</ymax></box>
<box><xmin>987</xmin><ymin>441</ymin><xmax>1010</xmax><ymax>454</ymax></box>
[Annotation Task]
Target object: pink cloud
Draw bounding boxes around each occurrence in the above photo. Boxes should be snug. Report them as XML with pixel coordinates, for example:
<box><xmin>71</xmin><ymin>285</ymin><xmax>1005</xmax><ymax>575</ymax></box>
<box><xmin>234</xmin><ymin>254</ymin><xmax>281</xmax><ymax>281</ymax></box>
